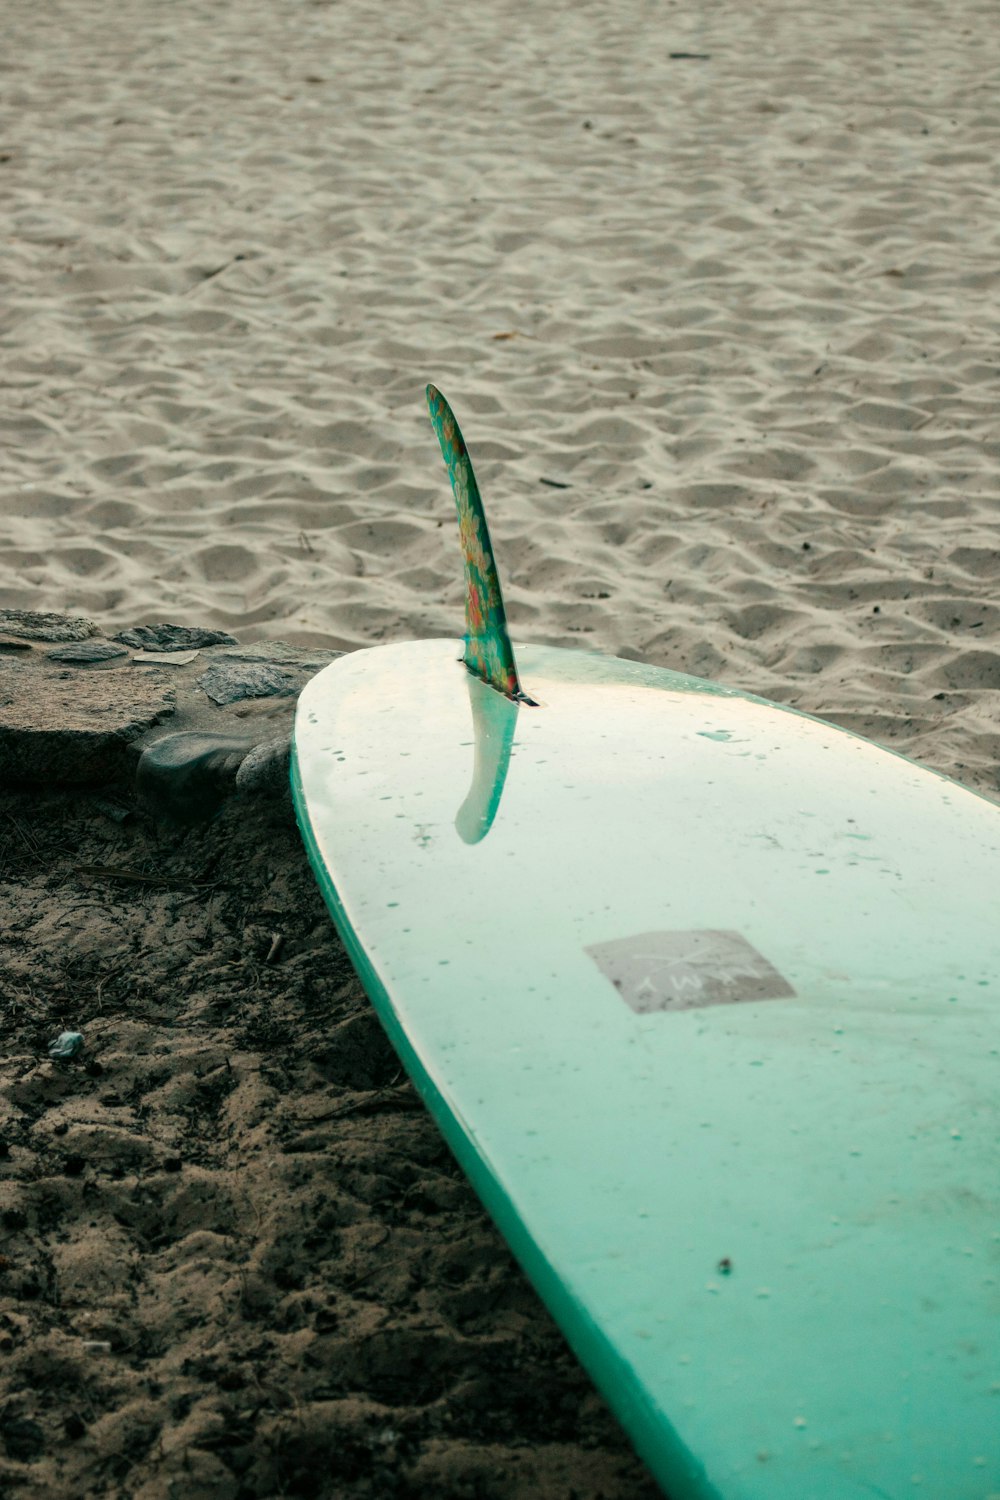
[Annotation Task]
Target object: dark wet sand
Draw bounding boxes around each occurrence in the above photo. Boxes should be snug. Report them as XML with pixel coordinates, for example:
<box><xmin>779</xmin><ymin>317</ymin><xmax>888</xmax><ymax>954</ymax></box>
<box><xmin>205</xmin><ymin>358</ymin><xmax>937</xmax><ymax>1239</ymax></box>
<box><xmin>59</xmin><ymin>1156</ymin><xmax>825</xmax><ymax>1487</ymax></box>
<box><xmin>0</xmin><ymin>787</ymin><xmax>661</xmax><ymax>1499</ymax></box>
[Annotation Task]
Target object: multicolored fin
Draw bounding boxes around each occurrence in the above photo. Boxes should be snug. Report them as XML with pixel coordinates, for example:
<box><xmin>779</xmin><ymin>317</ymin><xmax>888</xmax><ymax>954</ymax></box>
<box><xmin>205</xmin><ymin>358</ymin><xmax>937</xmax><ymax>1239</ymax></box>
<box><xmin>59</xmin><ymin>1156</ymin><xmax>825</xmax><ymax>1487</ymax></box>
<box><xmin>426</xmin><ymin>384</ymin><xmax>528</xmax><ymax>702</ymax></box>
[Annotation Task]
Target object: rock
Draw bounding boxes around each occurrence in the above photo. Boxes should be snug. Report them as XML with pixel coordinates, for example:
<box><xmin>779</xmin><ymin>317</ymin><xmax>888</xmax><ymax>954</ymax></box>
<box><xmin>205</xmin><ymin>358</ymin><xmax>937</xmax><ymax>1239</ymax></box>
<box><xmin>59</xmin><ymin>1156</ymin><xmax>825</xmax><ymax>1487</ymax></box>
<box><xmin>0</xmin><ymin>609</ymin><xmax>99</xmax><ymax>643</ymax></box>
<box><xmin>197</xmin><ymin>661</ymin><xmax>298</xmax><ymax>706</ymax></box>
<box><xmin>0</xmin><ymin>657</ymin><xmax>176</xmax><ymax>786</ymax></box>
<box><xmin>213</xmin><ymin>641</ymin><xmax>340</xmax><ymax>671</ymax></box>
<box><xmin>46</xmin><ymin>641</ymin><xmax>129</xmax><ymax>664</ymax></box>
<box><xmin>136</xmin><ymin>732</ymin><xmax>257</xmax><ymax>823</ymax></box>
<box><xmin>0</xmin><ymin>611</ymin><xmax>339</xmax><ymax>795</ymax></box>
<box><xmin>235</xmin><ymin>735</ymin><xmax>292</xmax><ymax>799</ymax></box>
<box><xmin>89</xmin><ymin>796</ymin><xmax>133</xmax><ymax>823</ymax></box>
<box><xmin>115</xmin><ymin>623</ymin><xmax>238</xmax><ymax>650</ymax></box>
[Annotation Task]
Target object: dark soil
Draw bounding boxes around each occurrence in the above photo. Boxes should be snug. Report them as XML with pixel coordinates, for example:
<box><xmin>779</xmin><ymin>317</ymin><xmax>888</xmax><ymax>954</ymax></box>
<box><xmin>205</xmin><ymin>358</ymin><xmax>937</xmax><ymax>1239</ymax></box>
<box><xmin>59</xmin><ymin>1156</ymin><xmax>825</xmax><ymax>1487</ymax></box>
<box><xmin>0</xmin><ymin>787</ymin><xmax>662</xmax><ymax>1500</ymax></box>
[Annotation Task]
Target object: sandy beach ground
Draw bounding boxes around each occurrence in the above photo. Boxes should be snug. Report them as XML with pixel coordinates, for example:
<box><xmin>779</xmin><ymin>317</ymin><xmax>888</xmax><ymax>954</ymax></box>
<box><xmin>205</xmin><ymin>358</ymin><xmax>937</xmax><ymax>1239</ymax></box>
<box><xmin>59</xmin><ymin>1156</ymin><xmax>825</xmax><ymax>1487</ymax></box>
<box><xmin>2</xmin><ymin>0</ymin><xmax>1000</xmax><ymax>785</ymax></box>
<box><xmin>2</xmin><ymin>0</ymin><xmax>1000</xmax><ymax>1494</ymax></box>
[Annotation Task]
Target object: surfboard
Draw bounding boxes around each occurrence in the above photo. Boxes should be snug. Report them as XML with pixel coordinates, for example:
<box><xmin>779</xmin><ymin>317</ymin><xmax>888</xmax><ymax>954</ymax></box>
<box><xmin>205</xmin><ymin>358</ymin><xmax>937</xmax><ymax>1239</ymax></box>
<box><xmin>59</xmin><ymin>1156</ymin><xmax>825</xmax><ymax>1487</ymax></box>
<box><xmin>291</xmin><ymin>389</ymin><xmax>1000</xmax><ymax>1500</ymax></box>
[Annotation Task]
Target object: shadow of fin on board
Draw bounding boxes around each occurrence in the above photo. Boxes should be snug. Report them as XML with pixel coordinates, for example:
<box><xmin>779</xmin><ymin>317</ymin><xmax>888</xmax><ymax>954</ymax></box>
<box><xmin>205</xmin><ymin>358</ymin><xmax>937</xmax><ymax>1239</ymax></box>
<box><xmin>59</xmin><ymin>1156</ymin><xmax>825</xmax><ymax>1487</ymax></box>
<box><xmin>426</xmin><ymin>384</ymin><xmax>534</xmax><ymax>704</ymax></box>
<box><xmin>454</xmin><ymin>671</ymin><xmax>520</xmax><ymax>844</ymax></box>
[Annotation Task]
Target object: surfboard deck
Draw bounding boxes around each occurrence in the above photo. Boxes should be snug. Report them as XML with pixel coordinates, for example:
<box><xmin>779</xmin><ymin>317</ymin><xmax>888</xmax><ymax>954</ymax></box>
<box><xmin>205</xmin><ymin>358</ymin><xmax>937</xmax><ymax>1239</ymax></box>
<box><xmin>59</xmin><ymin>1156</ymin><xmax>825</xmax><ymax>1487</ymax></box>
<box><xmin>292</xmin><ymin>636</ymin><xmax>1000</xmax><ymax>1500</ymax></box>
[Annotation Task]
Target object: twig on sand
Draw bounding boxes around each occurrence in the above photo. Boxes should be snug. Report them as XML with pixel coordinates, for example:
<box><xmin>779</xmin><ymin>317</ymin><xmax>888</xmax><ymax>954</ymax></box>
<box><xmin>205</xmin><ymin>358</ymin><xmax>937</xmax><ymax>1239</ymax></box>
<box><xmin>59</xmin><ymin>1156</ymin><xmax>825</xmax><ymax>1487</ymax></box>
<box><xmin>184</xmin><ymin>253</ymin><xmax>246</xmax><ymax>294</ymax></box>
<box><xmin>74</xmin><ymin>864</ymin><xmax>224</xmax><ymax>891</ymax></box>
<box><xmin>294</xmin><ymin>1078</ymin><xmax>420</xmax><ymax>1128</ymax></box>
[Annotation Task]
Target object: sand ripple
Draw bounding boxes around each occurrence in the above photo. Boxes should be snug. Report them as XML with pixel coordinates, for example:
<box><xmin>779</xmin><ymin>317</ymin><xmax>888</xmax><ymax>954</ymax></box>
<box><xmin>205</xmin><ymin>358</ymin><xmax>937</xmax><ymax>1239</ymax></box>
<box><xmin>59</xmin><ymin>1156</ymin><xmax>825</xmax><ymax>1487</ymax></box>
<box><xmin>2</xmin><ymin>0</ymin><xmax>1000</xmax><ymax>784</ymax></box>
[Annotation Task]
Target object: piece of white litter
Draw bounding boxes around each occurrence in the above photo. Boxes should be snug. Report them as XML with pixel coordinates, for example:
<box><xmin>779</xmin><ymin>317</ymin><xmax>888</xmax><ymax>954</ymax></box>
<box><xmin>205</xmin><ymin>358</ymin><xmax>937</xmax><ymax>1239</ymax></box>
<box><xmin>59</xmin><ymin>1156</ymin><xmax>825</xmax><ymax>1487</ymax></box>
<box><xmin>48</xmin><ymin>1031</ymin><xmax>84</xmax><ymax>1059</ymax></box>
<box><xmin>132</xmin><ymin>649</ymin><xmax>200</xmax><ymax>665</ymax></box>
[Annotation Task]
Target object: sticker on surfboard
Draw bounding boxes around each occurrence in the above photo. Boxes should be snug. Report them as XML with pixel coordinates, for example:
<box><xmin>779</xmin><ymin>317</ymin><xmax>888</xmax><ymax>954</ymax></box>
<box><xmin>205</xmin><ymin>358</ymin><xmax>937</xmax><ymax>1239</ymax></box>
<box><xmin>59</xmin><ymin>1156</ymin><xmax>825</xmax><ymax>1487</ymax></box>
<box><xmin>586</xmin><ymin>929</ymin><xmax>795</xmax><ymax>1013</ymax></box>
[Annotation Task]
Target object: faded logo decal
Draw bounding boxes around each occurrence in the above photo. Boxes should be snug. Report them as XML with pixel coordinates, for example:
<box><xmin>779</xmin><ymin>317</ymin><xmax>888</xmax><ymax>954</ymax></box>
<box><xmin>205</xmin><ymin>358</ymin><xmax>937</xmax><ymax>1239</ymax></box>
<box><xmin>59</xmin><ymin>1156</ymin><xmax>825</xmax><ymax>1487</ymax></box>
<box><xmin>585</xmin><ymin>929</ymin><xmax>795</xmax><ymax>1014</ymax></box>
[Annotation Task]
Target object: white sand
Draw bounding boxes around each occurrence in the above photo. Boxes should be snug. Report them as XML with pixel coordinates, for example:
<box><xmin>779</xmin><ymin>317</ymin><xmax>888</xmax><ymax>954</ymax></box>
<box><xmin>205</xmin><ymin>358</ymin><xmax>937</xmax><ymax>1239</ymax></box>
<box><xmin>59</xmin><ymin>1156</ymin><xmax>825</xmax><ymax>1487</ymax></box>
<box><xmin>2</xmin><ymin>0</ymin><xmax>1000</xmax><ymax>786</ymax></box>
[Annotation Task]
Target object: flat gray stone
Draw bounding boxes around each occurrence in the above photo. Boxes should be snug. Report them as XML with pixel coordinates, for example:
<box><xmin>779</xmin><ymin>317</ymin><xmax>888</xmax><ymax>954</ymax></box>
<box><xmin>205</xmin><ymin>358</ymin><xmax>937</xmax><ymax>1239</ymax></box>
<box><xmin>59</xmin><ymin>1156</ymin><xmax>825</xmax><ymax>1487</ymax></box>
<box><xmin>0</xmin><ymin>657</ymin><xmax>176</xmax><ymax>785</ymax></box>
<box><xmin>213</xmin><ymin>641</ymin><xmax>340</xmax><ymax>671</ymax></box>
<box><xmin>46</xmin><ymin>641</ymin><xmax>129</xmax><ymax>664</ymax></box>
<box><xmin>197</xmin><ymin>661</ymin><xmax>298</xmax><ymax>706</ymax></box>
<box><xmin>0</xmin><ymin>609</ymin><xmax>99</xmax><ymax>643</ymax></box>
<box><xmin>0</xmin><ymin>611</ymin><xmax>340</xmax><ymax>795</ymax></box>
<box><xmin>116</xmin><ymin>623</ymin><xmax>238</xmax><ymax>650</ymax></box>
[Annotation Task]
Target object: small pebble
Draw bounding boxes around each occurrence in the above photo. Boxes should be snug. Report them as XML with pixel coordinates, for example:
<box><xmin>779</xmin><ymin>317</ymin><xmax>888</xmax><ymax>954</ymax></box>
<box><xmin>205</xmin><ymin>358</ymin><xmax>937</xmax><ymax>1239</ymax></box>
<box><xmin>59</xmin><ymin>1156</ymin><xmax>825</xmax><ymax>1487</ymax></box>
<box><xmin>91</xmin><ymin>797</ymin><xmax>132</xmax><ymax>824</ymax></box>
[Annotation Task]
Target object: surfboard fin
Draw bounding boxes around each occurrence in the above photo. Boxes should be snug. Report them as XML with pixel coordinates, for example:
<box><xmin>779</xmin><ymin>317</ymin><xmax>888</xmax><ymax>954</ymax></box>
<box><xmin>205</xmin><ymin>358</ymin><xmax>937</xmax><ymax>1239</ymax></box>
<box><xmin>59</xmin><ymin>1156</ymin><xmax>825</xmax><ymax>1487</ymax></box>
<box><xmin>426</xmin><ymin>384</ymin><xmax>532</xmax><ymax>703</ymax></box>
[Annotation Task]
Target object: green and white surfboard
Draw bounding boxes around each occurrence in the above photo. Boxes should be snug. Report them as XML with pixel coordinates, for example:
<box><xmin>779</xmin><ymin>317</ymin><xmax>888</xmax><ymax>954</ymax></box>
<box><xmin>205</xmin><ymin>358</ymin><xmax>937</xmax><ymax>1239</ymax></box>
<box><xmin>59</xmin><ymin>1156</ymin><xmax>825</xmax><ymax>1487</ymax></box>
<box><xmin>291</xmin><ymin>388</ymin><xmax>1000</xmax><ymax>1499</ymax></box>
